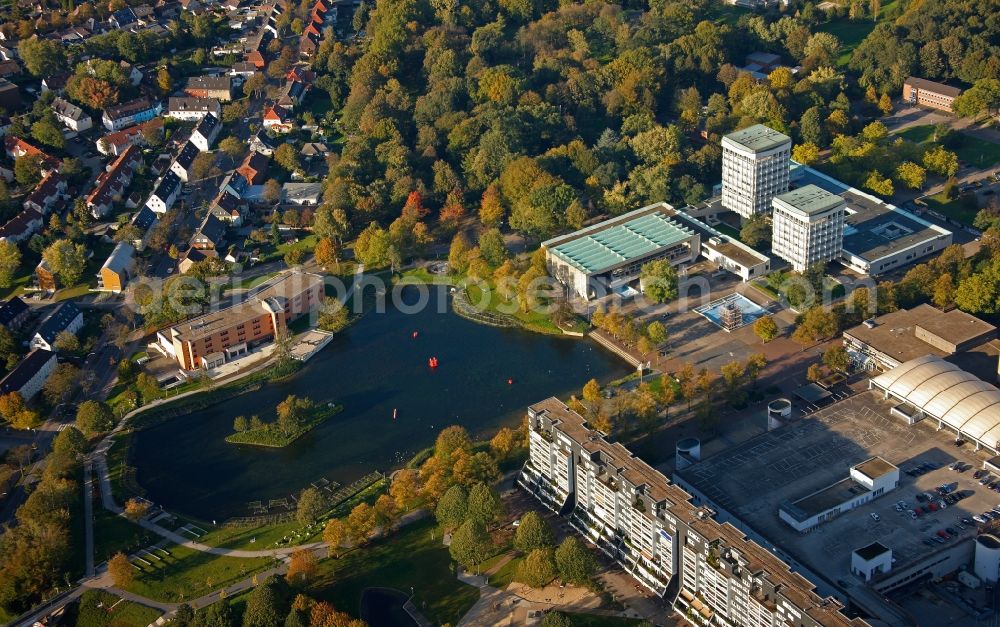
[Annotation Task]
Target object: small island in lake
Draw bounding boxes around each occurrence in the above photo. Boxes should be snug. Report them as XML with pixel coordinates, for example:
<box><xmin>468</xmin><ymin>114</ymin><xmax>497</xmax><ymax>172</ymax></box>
<box><xmin>225</xmin><ymin>394</ymin><xmax>342</xmax><ymax>447</ymax></box>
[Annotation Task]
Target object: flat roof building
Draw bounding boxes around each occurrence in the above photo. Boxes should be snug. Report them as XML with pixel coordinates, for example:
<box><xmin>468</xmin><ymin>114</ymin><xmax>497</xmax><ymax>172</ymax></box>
<box><xmin>543</xmin><ymin>204</ymin><xmax>699</xmax><ymax>300</ymax></box>
<box><xmin>157</xmin><ymin>270</ymin><xmax>323</xmax><ymax>370</ymax></box>
<box><xmin>771</xmin><ymin>184</ymin><xmax>846</xmax><ymax>272</ymax></box>
<box><xmin>721</xmin><ymin>124</ymin><xmax>792</xmax><ymax>218</ymax></box>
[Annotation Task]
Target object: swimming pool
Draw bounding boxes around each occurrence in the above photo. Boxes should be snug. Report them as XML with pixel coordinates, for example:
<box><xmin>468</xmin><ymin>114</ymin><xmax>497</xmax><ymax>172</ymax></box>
<box><xmin>695</xmin><ymin>293</ymin><xmax>769</xmax><ymax>331</ymax></box>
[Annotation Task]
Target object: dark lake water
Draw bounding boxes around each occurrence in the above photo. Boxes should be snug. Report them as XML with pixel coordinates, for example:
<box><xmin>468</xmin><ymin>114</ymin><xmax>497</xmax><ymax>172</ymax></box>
<box><xmin>131</xmin><ymin>286</ymin><xmax>631</xmax><ymax>520</ymax></box>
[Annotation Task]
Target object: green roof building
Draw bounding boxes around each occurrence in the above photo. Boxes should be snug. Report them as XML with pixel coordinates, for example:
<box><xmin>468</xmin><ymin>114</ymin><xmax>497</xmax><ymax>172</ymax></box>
<box><xmin>542</xmin><ymin>204</ymin><xmax>699</xmax><ymax>300</ymax></box>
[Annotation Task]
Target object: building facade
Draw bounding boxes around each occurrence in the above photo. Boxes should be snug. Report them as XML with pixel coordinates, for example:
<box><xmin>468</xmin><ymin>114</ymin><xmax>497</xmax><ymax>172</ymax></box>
<box><xmin>721</xmin><ymin>124</ymin><xmax>791</xmax><ymax>218</ymax></box>
<box><xmin>0</xmin><ymin>348</ymin><xmax>56</xmax><ymax>400</ymax></box>
<box><xmin>521</xmin><ymin>398</ymin><xmax>868</xmax><ymax>627</ymax></box>
<box><xmin>157</xmin><ymin>271</ymin><xmax>323</xmax><ymax>370</ymax></box>
<box><xmin>146</xmin><ymin>171</ymin><xmax>181</xmax><ymax>214</ymax></box>
<box><xmin>771</xmin><ymin>185</ymin><xmax>846</xmax><ymax>271</ymax></box>
<box><xmin>902</xmin><ymin>77</ymin><xmax>962</xmax><ymax>113</ymax></box>
<box><xmin>166</xmin><ymin>96</ymin><xmax>222</xmax><ymax>121</ymax></box>
<box><xmin>97</xmin><ymin>242</ymin><xmax>136</xmax><ymax>293</ymax></box>
<box><xmin>102</xmin><ymin>97</ymin><xmax>161</xmax><ymax>131</ymax></box>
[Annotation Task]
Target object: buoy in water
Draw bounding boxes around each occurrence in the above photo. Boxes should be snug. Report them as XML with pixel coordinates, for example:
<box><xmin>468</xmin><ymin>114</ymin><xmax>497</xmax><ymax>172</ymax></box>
<box><xmin>428</xmin><ymin>357</ymin><xmax>439</xmax><ymax>368</ymax></box>
<box><xmin>412</xmin><ymin>331</ymin><xmax>418</xmax><ymax>339</ymax></box>
<box><xmin>508</xmin><ymin>378</ymin><xmax>513</xmax><ymax>385</ymax></box>
<box><xmin>392</xmin><ymin>408</ymin><xmax>398</xmax><ymax>420</ymax></box>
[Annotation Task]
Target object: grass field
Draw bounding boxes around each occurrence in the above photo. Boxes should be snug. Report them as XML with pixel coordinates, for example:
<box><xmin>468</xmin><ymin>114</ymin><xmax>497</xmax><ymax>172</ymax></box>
<box><xmin>93</xmin><ymin>509</ymin><xmax>155</xmax><ymax>565</ymax></box>
<box><xmin>817</xmin><ymin>0</ymin><xmax>900</xmax><ymax>67</ymax></box>
<box><xmin>894</xmin><ymin>125</ymin><xmax>1000</xmax><ymax>169</ymax></box>
<box><xmin>924</xmin><ymin>191</ymin><xmax>980</xmax><ymax>226</ymax></box>
<box><xmin>73</xmin><ymin>590</ymin><xmax>162</xmax><ymax>627</ymax></box>
<box><xmin>310</xmin><ymin>518</ymin><xmax>479</xmax><ymax>625</ymax></box>
<box><xmin>125</xmin><ymin>543</ymin><xmax>276</xmax><ymax>603</ymax></box>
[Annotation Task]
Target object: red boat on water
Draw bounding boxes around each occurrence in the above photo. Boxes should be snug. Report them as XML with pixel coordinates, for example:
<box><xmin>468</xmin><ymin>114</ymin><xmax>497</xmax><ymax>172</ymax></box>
<box><xmin>428</xmin><ymin>357</ymin><xmax>439</xmax><ymax>368</ymax></box>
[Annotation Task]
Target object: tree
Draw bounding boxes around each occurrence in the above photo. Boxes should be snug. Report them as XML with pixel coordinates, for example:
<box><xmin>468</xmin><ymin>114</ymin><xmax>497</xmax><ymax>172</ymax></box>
<box><xmin>218</xmin><ymin>136</ymin><xmax>245</xmax><ymax>164</ymax></box>
<box><xmin>806</xmin><ymin>363</ymin><xmax>823</xmax><ymax>382</ymax></box>
<box><xmin>0</xmin><ymin>240</ymin><xmax>21</xmax><ymax>288</ymax></box>
<box><xmin>108</xmin><ymin>553</ymin><xmax>134</xmax><ymax>588</ymax></box>
<box><xmin>243</xmin><ymin>577</ymin><xmax>288</xmax><ymax>627</ymax></box>
<box><xmin>864</xmin><ymin>171</ymin><xmax>894</xmax><ymax>197</ymax></box>
<box><xmin>753</xmin><ymin>315</ymin><xmax>779</xmax><ymax>343</ymax></box>
<box><xmin>314</xmin><ymin>237</ymin><xmax>339</xmax><ymax>269</ymax></box>
<box><xmin>540</xmin><ymin>612</ymin><xmax>573</xmax><ymax>627</ymax></box>
<box><xmin>922</xmin><ymin>146</ymin><xmax>959</xmax><ymax>177</ymax></box>
<box><xmin>639</xmin><ymin>260</ymin><xmax>678</xmax><ymax>303</ymax></box>
<box><xmin>478</xmin><ymin>228</ymin><xmax>507</xmax><ymax>267</ymax></box>
<box><xmin>135</xmin><ymin>373</ymin><xmax>161</xmax><ymax>403</ymax></box>
<box><xmin>31</xmin><ymin>119</ymin><xmax>64</xmax><ymax>150</ymax></box>
<box><xmin>449</xmin><ymin>518</ymin><xmax>492</xmax><ymax>570</ymax></box>
<box><xmin>124</xmin><ymin>498</ymin><xmax>151</xmax><ymax>521</ymax></box>
<box><xmin>896</xmin><ymin>162</ymin><xmax>926</xmax><ymax>190</ymax></box>
<box><xmin>878</xmin><ymin>93</ymin><xmax>893</xmax><ymax>115</ymax></box>
<box><xmin>346</xmin><ymin>502</ymin><xmax>377</xmax><ymax>545</ymax></box>
<box><xmin>42</xmin><ymin>240</ymin><xmax>87</xmax><ymax>286</ymax></box>
<box><xmin>792</xmin><ymin>307</ymin><xmax>839</xmax><ymax>344</ymax></box>
<box><xmin>234</xmin><ymin>415</ymin><xmax>249</xmax><ymax>432</ymax></box>
<box><xmin>582</xmin><ymin>378</ymin><xmax>602</xmax><ymax>405</ymax></box>
<box><xmin>14</xmin><ymin>155</ymin><xmax>43</xmax><ymax>188</ymax></box>
<box><xmin>479</xmin><ymin>184</ymin><xmax>504</xmax><ymax>226</ymax></box>
<box><xmin>448</xmin><ymin>232</ymin><xmax>472</xmax><ymax>274</ymax></box>
<box><xmin>467</xmin><ymin>483</ymin><xmax>503</xmax><ymax>526</ymax></box>
<box><xmin>516</xmin><ymin>548</ymin><xmax>556</xmax><ymax>588</ymax></box>
<box><xmin>243</xmin><ymin>73</ymin><xmax>266</xmax><ymax>98</ymax></box>
<box><xmin>823</xmin><ymin>345</ymin><xmax>850</xmax><ymax>372</ymax></box>
<box><xmin>18</xmin><ymin>37</ymin><xmax>66</xmax><ymax>76</ymax></box>
<box><xmin>285</xmin><ymin>549</ymin><xmax>318</xmax><ymax>585</ymax></box>
<box><xmin>646</xmin><ymin>320</ymin><xmax>668</xmax><ymax>346</ymax></box>
<box><xmin>489</xmin><ymin>427</ymin><xmax>518</xmax><ymax>460</ymax></box>
<box><xmin>156</xmin><ymin>66</ymin><xmax>172</xmax><ymax>93</ymax></box>
<box><xmin>296</xmin><ymin>487</ymin><xmax>326</xmax><ymax>524</ymax></box>
<box><xmin>555</xmin><ymin>536</ymin><xmax>597</xmax><ymax>585</ymax></box>
<box><xmin>53</xmin><ymin>330</ymin><xmax>80</xmax><ymax>353</ymax></box>
<box><xmin>75</xmin><ymin>400</ymin><xmax>114</xmax><ymax>435</ymax></box>
<box><xmin>435</xmin><ymin>425</ymin><xmax>472</xmax><ymax>461</ymax></box>
<box><xmin>318</xmin><ymin>298</ymin><xmax>350</xmax><ymax>333</ymax></box>
<box><xmin>263</xmin><ymin>179</ymin><xmax>282</xmax><ymax>205</ymax></box>
<box><xmin>52</xmin><ymin>426</ymin><xmax>86</xmax><ymax>460</ymax></box>
<box><xmin>804</xmin><ymin>32</ymin><xmax>841</xmax><ymax>65</ymax></box>
<box><xmin>323</xmin><ymin>518</ymin><xmax>346</xmax><ymax>557</ymax></box>
<box><xmin>191</xmin><ymin>152</ymin><xmax>216</xmax><ymax>181</ymax></box>
<box><xmin>199</xmin><ymin>600</ymin><xmax>235</xmax><ymax>627</ymax></box>
<box><xmin>274</xmin><ymin>143</ymin><xmax>301</xmax><ymax>174</ymax></box>
<box><xmin>435</xmin><ymin>484</ymin><xmax>468</xmax><ymax>530</ymax></box>
<box><xmin>953</xmin><ymin>79</ymin><xmax>1000</xmax><ymax>118</ymax></box>
<box><xmin>390</xmin><ymin>468</ymin><xmax>420</xmax><ymax>512</ymax></box>
<box><xmin>740</xmin><ymin>215</ymin><xmax>771</xmax><ymax>247</ymax></box>
<box><xmin>514</xmin><ymin>511</ymin><xmax>553</xmax><ymax>552</ymax></box>
<box><xmin>43</xmin><ymin>363</ymin><xmax>79</xmax><ymax>405</ymax></box>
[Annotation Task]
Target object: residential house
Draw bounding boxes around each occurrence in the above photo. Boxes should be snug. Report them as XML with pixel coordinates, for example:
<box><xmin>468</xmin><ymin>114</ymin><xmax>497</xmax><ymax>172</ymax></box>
<box><xmin>41</xmin><ymin>74</ymin><xmax>70</xmax><ymax>94</ymax></box>
<box><xmin>184</xmin><ymin>75</ymin><xmax>233</xmax><ymax>101</ymax></box>
<box><xmin>31</xmin><ymin>301</ymin><xmax>83</xmax><ymax>351</ymax></box>
<box><xmin>102</xmin><ymin>97</ymin><xmax>161</xmax><ymax>131</ymax></box>
<box><xmin>0</xmin><ymin>348</ymin><xmax>56</xmax><ymax>400</ymax></box>
<box><xmin>23</xmin><ymin>172</ymin><xmax>67</xmax><ymax>214</ymax></box>
<box><xmin>179</xmin><ymin>0</ymin><xmax>203</xmax><ymax>11</ymax></box>
<box><xmin>262</xmin><ymin>106</ymin><xmax>293</xmax><ymax>133</ymax></box>
<box><xmin>52</xmin><ymin>97</ymin><xmax>93</xmax><ymax>132</ymax></box>
<box><xmin>191</xmin><ymin>213</ymin><xmax>227</xmax><ymax>251</ymax></box>
<box><xmin>4</xmin><ymin>137</ymin><xmax>59</xmax><ymax>171</ymax></box>
<box><xmin>190</xmin><ymin>112</ymin><xmax>220</xmax><ymax>151</ymax></box>
<box><xmin>210</xmin><ymin>190</ymin><xmax>247</xmax><ymax>226</ymax></box>
<box><xmin>220</xmin><ymin>171</ymin><xmax>249</xmax><ymax>198</ymax></box>
<box><xmin>0</xmin><ymin>296</ymin><xmax>29</xmax><ymax>330</ymax></box>
<box><xmin>277</xmin><ymin>79</ymin><xmax>306</xmax><ymax>110</ymax></box>
<box><xmin>110</xmin><ymin>7</ymin><xmax>137</xmax><ymax>28</ymax></box>
<box><xmin>170</xmin><ymin>141</ymin><xmax>201</xmax><ymax>183</ymax></box>
<box><xmin>281</xmin><ymin>182</ymin><xmax>321</xmax><ymax>206</ymax></box>
<box><xmin>231</xmin><ymin>62</ymin><xmax>258</xmax><ymax>79</ymax></box>
<box><xmin>146</xmin><ymin>170</ymin><xmax>182</xmax><ymax>213</ymax></box>
<box><xmin>0</xmin><ymin>78</ymin><xmax>20</xmax><ymax>111</ymax></box>
<box><xmin>87</xmin><ymin>145</ymin><xmax>142</xmax><ymax>218</ymax></box>
<box><xmin>249</xmin><ymin>131</ymin><xmax>276</xmax><ymax>155</ymax></box>
<box><xmin>0</xmin><ymin>208</ymin><xmax>43</xmax><ymax>243</ymax></box>
<box><xmin>129</xmin><ymin>206</ymin><xmax>159</xmax><ymax>250</ymax></box>
<box><xmin>301</xmin><ymin>142</ymin><xmax>329</xmax><ymax>160</ymax></box>
<box><xmin>178</xmin><ymin>247</ymin><xmax>218</xmax><ymax>274</ymax></box>
<box><xmin>97</xmin><ymin>242</ymin><xmax>136</xmax><ymax>293</ymax></box>
<box><xmin>95</xmin><ymin>119</ymin><xmax>163</xmax><ymax>156</ymax></box>
<box><xmin>236</xmin><ymin>150</ymin><xmax>269</xmax><ymax>184</ymax></box>
<box><xmin>299</xmin><ymin>31</ymin><xmax>320</xmax><ymax>58</ymax></box>
<box><xmin>166</xmin><ymin>96</ymin><xmax>222</xmax><ymax>121</ymax></box>
<box><xmin>0</xmin><ymin>60</ymin><xmax>21</xmax><ymax>78</ymax></box>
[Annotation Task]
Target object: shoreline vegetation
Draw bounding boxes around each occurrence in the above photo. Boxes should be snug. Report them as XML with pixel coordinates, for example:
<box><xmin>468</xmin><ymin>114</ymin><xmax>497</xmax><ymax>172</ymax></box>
<box><xmin>225</xmin><ymin>394</ymin><xmax>342</xmax><ymax>448</ymax></box>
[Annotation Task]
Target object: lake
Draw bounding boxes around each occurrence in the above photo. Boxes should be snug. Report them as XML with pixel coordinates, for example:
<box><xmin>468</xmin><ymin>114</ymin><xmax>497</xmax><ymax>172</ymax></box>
<box><xmin>131</xmin><ymin>286</ymin><xmax>631</xmax><ymax>520</ymax></box>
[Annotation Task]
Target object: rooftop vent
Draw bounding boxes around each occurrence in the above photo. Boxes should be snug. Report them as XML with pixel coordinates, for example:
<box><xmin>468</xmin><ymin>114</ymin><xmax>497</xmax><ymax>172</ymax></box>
<box><xmin>863</xmin><ymin>319</ymin><xmax>877</xmax><ymax>328</ymax></box>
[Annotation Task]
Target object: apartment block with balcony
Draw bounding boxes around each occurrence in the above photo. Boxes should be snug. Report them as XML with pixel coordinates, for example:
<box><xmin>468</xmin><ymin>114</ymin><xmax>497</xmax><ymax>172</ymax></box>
<box><xmin>771</xmin><ymin>184</ymin><xmax>845</xmax><ymax>271</ymax></box>
<box><xmin>721</xmin><ymin>124</ymin><xmax>792</xmax><ymax>219</ymax></box>
<box><xmin>520</xmin><ymin>397</ymin><xmax>869</xmax><ymax>627</ymax></box>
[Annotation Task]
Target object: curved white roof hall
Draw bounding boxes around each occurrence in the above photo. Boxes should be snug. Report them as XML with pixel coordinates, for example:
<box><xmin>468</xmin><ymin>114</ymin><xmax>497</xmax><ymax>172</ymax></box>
<box><xmin>871</xmin><ymin>355</ymin><xmax>1000</xmax><ymax>447</ymax></box>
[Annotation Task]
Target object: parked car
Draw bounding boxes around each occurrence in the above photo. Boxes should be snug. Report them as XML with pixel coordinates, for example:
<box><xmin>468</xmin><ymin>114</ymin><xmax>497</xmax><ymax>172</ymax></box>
<box><xmin>871</xmin><ymin>513</ymin><xmax>881</xmax><ymax>522</ymax></box>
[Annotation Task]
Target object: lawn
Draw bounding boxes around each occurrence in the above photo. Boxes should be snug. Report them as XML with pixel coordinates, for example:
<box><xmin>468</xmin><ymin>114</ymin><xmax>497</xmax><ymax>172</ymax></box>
<box><xmin>816</xmin><ymin>0</ymin><xmax>900</xmax><ymax>67</ymax></box>
<box><xmin>487</xmin><ymin>555</ymin><xmax>521</xmax><ymax>589</ymax></box>
<box><xmin>72</xmin><ymin>590</ymin><xmax>162</xmax><ymax>627</ymax></box>
<box><xmin>258</xmin><ymin>233</ymin><xmax>319</xmax><ymax>264</ymax></box>
<box><xmin>894</xmin><ymin>124</ymin><xmax>1000</xmax><ymax>169</ymax></box>
<box><xmin>224</xmin><ymin>403</ymin><xmax>343</xmax><ymax>447</ymax></box>
<box><xmin>310</xmin><ymin>518</ymin><xmax>479</xmax><ymax>625</ymax></box>
<box><xmin>93</xmin><ymin>509</ymin><xmax>155</xmax><ymax>565</ymax></box>
<box><xmin>464</xmin><ymin>281</ymin><xmax>587</xmax><ymax>335</ymax></box>
<box><xmin>924</xmin><ymin>191</ymin><xmax>979</xmax><ymax>226</ymax></box>
<box><xmin>124</xmin><ymin>543</ymin><xmax>276</xmax><ymax>603</ymax></box>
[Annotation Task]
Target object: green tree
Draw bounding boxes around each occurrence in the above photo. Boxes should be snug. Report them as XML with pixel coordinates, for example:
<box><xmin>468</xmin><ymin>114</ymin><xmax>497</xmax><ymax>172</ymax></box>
<box><xmin>739</xmin><ymin>214</ymin><xmax>771</xmax><ymax>247</ymax></box>
<box><xmin>31</xmin><ymin>119</ymin><xmax>65</xmax><ymax>150</ymax></box>
<box><xmin>639</xmin><ymin>259</ymin><xmax>678</xmax><ymax>303</ymax></box>
<box><xmin>516</xmin><ymin>548</ymin><xmax>557</xmax><ymax>588</ymax></box>
<box><xmin>822</xmin><ymin>345</ymin><xmax>850</xmax><ymax>372</ymax></box>
<box><xmin>434</xmin><ymin>484</ymin><xmax>468</xmax><ymax>530</ymax></box>
<box><xmin>922</xmin><ymin>145</ymin><xmax>959</xmax><ymax>177</ymax></box>
<box><xmin>466</xmin><ymin>482</ymin><xmax>503</xmax><ymax>527</ymax></box>
<box><xmin>449</xmin><ymin>518</ymin><xmax>492</xmax><ymax>570</ymax></box>
<box><xmin>233</xmin><ymin>415</ymin><xmax>249</xmax><ymax>432</ymax></box>
<box><xmin>52</xmin><ymin>426</ymin><xmax>86</xmax><ymax>459</ymax></box>
<box><xmin>646</xmin><ymin>320</ymin><xmax>668</xmax><ymax>346</ymax></box>
<box><xmin>274</xmin><ymin>143</ymin><xmax>301</xmax><ymax>174</ymax></box>
<box><xmin>0</xmin><ymin>240</ymin><xmax>22</xmax><ymax>288</ymax></box>
<box><xmin>435</xmin><ymin>425</ymin><xmax>472</xmax><ymax>461</ymax></box>
<box><xmin>75</xmin><ymin>401</ymin><xmax>114</xmax><ymax>435</ymax></box>
<box><xmin>554</xmin><ymin>536</ymin><xmax>598</xmax><ymax>585</ymax></box>
<box><xmin>318</xmin><ymin>297</ymin><xmax>350</xmax><ymax>333</ymax></box>
<box><xmin>540</xmin><ymin>612</ymin><xmax>573</xmax><ymax>627</ymax></box>
<box><xmin>896</xmin><ymin>162</ymin><xmax>926</xmax><ymax>190</ymax></box>
<box><xmin>478</xmin><ymin>228</ymin><xmax>507</xmax><ymax>267</ymax></box>
<box><xmin>243</xmin><ymin>576</ymin><xmax>288</xmax><ymax>627</ymax></box>
<box><xmin>952</xmin><ymin>79</ymin><xmax>1000</xmax><ymax>118</ymax></box>
<box><xmin>14</xmin><ymin>155</ymin><xmax>43</xmax><ymax>188</ymax></box>
<box><xmin>42</xmin><ymin>240</ymin><xmax>87</xmax><ymax>286</ymax></box>
<box><xmin>514</xmin><ymin>511</ymin><xmax>553</xmax><ymax>552</ymax></box>
<box><xmin>864</xmin><ymin>171</ymin><xmax>894</xmax><ymax>196</ymax></box>
<box><xmin>18</xmin><ymin>36</ymin><xmax>67</xmax><ymax>76</ymax></box>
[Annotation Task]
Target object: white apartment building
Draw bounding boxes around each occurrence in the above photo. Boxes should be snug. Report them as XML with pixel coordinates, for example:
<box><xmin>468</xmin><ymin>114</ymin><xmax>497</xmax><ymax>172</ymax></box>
<box><xmin>520</xmin><ymin>397</ymin><xmax>867</xmax><ymax>627</ymax></box>
<box><xmin>771</xmin><ymin>184</ymin><xmax>846</xmax><ymax>271</ymax></box>
<box><xmin>721</xmin><ymin>124</ymin><xmax>791</xmax><ymax>218</ymax></box>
